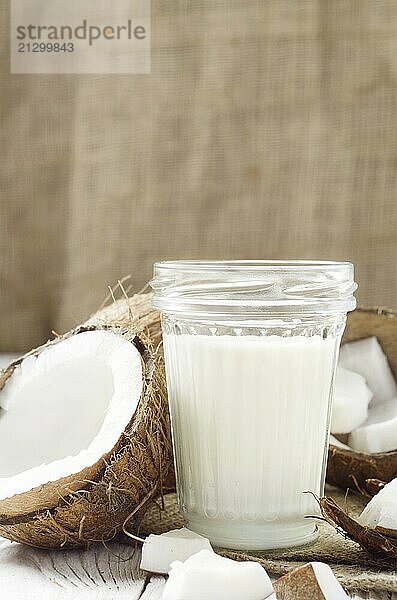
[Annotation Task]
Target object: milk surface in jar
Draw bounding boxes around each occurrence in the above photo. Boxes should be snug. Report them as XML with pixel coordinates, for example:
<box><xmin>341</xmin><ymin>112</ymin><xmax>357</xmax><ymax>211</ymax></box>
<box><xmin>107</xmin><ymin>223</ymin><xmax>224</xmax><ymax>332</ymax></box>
<box><xmin>151</xmin><ymin>261</ymin><xmax>357</xmax><ymax>550</ymax></box>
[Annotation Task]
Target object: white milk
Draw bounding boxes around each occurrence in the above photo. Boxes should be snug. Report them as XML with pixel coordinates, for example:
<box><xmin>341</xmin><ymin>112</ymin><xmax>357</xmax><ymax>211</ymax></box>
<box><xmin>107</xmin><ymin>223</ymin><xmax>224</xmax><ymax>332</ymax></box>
<box><xmin>163</xmin><ymin>333</ymin><xmax>337</xmax><ymax>550</ymax></box>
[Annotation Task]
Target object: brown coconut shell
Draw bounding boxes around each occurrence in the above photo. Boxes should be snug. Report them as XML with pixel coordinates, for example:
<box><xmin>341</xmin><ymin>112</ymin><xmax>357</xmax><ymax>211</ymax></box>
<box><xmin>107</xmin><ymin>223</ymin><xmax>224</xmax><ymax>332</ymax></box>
<box><xmin>365</xmin><ymin>478</ymin><xmax>386</xmax><ymax>497</ymax></box>
<box><xmin>320</xmin><ymin>496</ymin><xmax>397</xmax><ymax>561</ymax></box>
<box><xmin>0</xmin><ymin>293</ymin><xmax>173</xmax><ymax>549</ymax></box>
<box><xmin>274</xmin><ymin>563</ymin><xmax>330</xmax><ymax>600</ymax></box>
<box><xmin>326</xmin><ymin>306</ymin><xmax>397</xmax><ymax>494</ymax></box>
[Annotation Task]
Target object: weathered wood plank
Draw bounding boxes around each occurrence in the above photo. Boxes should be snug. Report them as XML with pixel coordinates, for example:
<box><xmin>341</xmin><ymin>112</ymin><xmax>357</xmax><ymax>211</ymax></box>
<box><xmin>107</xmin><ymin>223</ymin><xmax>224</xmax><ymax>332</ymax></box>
<box><xmin>140</xmin><ymin>575</ymin><xmax>166</xmax><ymax>599</ymax></box>
<box><xmin>0</xmin><ymin>539</ymin><xmax>145</xmax><ymax>599</ymax></box>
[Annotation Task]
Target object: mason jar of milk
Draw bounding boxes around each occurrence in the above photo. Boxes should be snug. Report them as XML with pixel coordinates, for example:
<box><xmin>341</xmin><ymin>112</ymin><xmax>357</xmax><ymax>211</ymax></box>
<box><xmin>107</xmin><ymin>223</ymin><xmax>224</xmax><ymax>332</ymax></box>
<box><xmin>151</xmin><ymin>261</ymin><xmax>357</xmax><ymax>550</ymax></box>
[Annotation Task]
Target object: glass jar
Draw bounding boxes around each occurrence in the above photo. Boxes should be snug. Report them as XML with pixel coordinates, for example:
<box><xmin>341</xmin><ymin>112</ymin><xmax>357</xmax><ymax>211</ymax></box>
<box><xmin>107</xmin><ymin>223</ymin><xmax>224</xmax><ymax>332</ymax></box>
<box><xmin>151</xmin><ymin>261</ymin><xmax>357</xmax><ymax>550</ymax></box>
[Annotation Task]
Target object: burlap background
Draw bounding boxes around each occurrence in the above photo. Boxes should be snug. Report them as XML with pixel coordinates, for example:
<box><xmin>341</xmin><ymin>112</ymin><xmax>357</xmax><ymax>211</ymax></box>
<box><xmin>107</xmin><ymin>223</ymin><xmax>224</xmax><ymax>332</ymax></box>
<box><xmin>1</xmin><ymin>1</ymin><xmax>397</xmax><ymax>351</ymax></box>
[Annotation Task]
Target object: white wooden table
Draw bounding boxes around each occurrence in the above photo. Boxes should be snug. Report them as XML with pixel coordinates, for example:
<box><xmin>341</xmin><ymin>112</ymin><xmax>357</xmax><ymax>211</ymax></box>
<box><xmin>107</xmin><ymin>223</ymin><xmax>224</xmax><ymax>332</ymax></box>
<box><xmin>0</xmin><ymin>538</ymin><xmax>167</xmax><ymax>599</ymax></box>
<box><xmin>0</xmin><ymin>537</ymin><xmax>380</xmax><ymax>599</ymax></box>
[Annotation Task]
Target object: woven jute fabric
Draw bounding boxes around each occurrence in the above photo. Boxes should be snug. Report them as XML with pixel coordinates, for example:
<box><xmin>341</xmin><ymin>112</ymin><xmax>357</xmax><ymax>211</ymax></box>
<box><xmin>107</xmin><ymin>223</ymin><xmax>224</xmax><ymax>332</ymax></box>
<box><xmin>1</xmin><ymin>1</ymin><xmax>397</xmax><ymax>351</ymax></box>
<box><xmin>137</xmin><ymin>488</ymin><xmax>397</xmax><ymax>597</ymax></box>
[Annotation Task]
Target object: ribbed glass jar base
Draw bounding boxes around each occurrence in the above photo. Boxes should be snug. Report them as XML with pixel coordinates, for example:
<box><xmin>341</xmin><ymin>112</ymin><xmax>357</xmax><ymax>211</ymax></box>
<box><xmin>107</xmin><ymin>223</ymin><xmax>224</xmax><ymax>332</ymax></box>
<box><xmin>187</xmin><ymin>516</ymin><xmax>318</xmax><ymax>551</ymax></box>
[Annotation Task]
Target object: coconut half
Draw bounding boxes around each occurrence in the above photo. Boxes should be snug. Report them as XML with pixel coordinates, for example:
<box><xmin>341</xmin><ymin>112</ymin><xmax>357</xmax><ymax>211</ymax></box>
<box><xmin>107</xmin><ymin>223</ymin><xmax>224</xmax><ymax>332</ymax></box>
<box><xmin>327</xmin><ymin>307</ymin><xmax>397</xmax><ymax>494</ymax></box>
<box><xmin>0</xmin><ymin>293</ymin><xmax>173</xmax><ymax>549</ymax></box>
<box><xmin>0</xmin><ymin>330</ymin><xmax>142</xmax><ymax>498</ymax></box>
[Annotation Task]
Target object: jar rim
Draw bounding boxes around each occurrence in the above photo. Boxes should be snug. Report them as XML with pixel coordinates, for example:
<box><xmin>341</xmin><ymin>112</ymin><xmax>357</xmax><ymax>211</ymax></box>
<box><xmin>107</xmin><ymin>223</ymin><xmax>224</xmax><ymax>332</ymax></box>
<box><xmin>150</xmin><ymin>260</ymin><xmax>357</xmax><ymax>316</ymax></box>
<box><xmin>153</xmin><ymin>259</ymin><xmax>353</xmax><ymax>271</ymax></box>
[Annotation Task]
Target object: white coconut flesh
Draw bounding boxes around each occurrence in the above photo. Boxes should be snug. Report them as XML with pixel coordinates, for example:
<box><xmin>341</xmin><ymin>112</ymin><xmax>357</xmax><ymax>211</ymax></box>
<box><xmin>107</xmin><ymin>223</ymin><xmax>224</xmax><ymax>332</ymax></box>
<box><xmin>331</xmin><ymin>367</ymin><xmax>372</xmax><ymax>435</ymax></box>
<box><xmin>0</xmin><ymin>330</ymin><xmax>142</xmax><ymax>501</ymax></box>
<box><xmin>140</xmin><ymin>528</ymin><xmax>213</xmax><ymax>574</ymax></box>
<box><xmin>348</xmin><ymin>398</ymin><xmax>397</xmax><ymax>453</ymax></box>
<box><xmin>328</xmin><ymin>435</ymin><xmax>351</xmax><ymax>451</ymax></box>
<box><xmin>311</xmin><ymin>562</ymin><xmax>349</xmax><ymax>599</ymax></box>
<box><xmin>274</xmin><ymin>562</ymin><xmax>348</xmax><ymax>600</ymax></box>
<box><xmin>329</xmin><ymin>336</ymin><xmax>397</xmax><ymax>453</ymax></box>
<box><xmin>338</xmin><ymin>336</ymin><xmax>397</xmax><ymax>405</ymax></box>
<box><xmin>358</xmin><ymin>478</ymin><xmax>397</xmax><ymax>530</ymax></box>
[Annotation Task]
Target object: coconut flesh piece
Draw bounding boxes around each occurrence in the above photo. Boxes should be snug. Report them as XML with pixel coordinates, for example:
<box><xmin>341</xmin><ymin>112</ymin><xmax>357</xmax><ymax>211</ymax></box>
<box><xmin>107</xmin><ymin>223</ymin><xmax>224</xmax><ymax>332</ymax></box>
<box><xmin>348</xmin><ymin>397</ymin><xmax>397</xmax><ymax>453</ymax></box>
<box><xmin>140</xmin><ymin>528</ymin><xmax>213</xmax><ymax>574</ymax></box>
<box><xmin>330</xmin><ymin>367</ymin><xmax>372</xmax><ymax>434</ymax></box>
<box><xmin>0</xmin><ymin>330</ymin><xmax>143</xmax><ymax>501</ymax></box>
<box><xmin>338</xmin><ymin>336</ymin><xmax>397</xmax><ymax>405</ymax></box>
<box><xmin>358</xmin><ymin>477</ymin><xmax>397</xmax><ymax>531</ymax></box>
<box><xmin>274</xmin><ymin>562</ymin><xmax>349</xmax><ymax>600</ymax></box>
<box><xmin>162</xmin><ymin>549</ymin><xmax>274</xmax><ymax>600</ymax></box>
<box><xmin>328</xmin><ymin>435</ymin><xmax>352</xmax><ymax>451</ymax></box>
